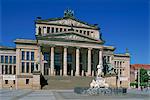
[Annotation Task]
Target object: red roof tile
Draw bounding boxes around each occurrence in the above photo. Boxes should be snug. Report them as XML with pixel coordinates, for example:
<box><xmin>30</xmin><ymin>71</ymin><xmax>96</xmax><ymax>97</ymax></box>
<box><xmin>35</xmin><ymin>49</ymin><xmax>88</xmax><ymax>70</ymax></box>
<box><xmin>131</xmin><ymin>64</ymin><xmax>150</xmax><ymax>70</ymax></box>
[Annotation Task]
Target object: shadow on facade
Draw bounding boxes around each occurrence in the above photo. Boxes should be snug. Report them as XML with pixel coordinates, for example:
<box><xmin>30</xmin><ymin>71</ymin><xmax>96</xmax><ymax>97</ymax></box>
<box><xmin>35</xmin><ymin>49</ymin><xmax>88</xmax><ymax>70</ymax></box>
<box><xmin>40</xmin><ymin>74</ymin><xmax>48</xmax><ymax>89</ymax></box>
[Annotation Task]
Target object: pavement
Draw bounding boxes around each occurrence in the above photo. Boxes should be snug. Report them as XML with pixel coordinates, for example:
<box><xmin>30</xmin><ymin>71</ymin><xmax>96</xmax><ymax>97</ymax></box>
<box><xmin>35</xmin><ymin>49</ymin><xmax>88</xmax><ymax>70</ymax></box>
<box><xmin>0</xmin><ymin>89</ymin><xmax>149</xmax><ymax>100</ymax></box>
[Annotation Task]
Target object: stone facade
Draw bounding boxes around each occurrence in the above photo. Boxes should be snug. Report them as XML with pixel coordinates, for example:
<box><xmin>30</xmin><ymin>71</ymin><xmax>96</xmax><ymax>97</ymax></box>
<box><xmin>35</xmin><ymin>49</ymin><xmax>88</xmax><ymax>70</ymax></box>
<box><xmin>0</xmin><ymin>10</ymin><xmax>130</xmax><ymax>89</ymax></box>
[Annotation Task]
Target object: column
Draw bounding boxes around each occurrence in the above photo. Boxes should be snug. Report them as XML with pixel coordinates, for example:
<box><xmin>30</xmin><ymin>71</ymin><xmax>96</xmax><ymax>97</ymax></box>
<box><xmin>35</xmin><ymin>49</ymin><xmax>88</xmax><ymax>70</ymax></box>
<box><xmin>87</xmin><ymin>48</ymin><xmax>92</xmax><ymax>76</ymax></box>
<box><xmin>117</xmin><ymin>61</ymin><xmax>120</xmax><ymax>87</ymax></box>
<box><xmin>75</xmin><ymin>48</ymin><xmax>80</xmax><ymax>76</ymax></box>
<box><xmin>99</xmin><ymin>49</ymin><xmax>103</xmax><ymax>65</ymax></box>
<box><xmin>36</xmin><ymin>26</ymin><xmax>38</xmax><ymax>35</ymax></box>
<box><xmin>16</xmin><ymin>49</ymin><xmax>21</xmax><ymax>75</ymax></box>
<box><xmin>50</xmin><ymin>47</ymin><xmax>54</xmax><ymax>76</ymax></box>
<box><xmin>63</xmin><ymin>47</ymin><xmax>67</xmax><ymax>76</ymax></box>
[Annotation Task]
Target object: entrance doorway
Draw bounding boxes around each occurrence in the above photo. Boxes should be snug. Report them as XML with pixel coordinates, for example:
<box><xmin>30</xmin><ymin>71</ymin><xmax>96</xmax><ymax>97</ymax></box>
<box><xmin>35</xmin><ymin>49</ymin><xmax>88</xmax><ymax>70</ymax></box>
<box><xmin>67</xmin><ymin>63</ymin><xmax>72</xmax><ymax>75</ymax></box>
<box><xmin>44</xmin><ymin>63</ymin><xmax>49</xmax><ymax>75</ymax></box>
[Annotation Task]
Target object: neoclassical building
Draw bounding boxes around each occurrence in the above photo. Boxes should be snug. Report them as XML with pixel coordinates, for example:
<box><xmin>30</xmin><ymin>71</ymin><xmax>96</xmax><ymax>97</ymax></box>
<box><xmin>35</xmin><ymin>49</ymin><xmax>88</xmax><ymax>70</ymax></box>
<box><xmin>0</xmin><ymin>10</ymin><xmax>130</xmax><ymax>89</ymax></box>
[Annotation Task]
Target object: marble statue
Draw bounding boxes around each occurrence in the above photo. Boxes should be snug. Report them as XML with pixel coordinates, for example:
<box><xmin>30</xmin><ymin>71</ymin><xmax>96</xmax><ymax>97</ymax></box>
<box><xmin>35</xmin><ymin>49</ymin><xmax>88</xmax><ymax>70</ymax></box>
<box><xmin>90</xmin><ymin>64</ymin><xmax>109</xmax><ymax>88</ymax></box>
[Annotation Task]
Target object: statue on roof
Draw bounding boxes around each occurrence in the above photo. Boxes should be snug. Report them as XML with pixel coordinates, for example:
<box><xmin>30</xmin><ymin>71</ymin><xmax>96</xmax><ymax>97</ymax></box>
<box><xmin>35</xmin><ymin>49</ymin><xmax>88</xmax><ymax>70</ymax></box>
<box><xmin>64</xmin><ymin>9</ymin><xmax>74</xmax><ymax>18</ymax></box>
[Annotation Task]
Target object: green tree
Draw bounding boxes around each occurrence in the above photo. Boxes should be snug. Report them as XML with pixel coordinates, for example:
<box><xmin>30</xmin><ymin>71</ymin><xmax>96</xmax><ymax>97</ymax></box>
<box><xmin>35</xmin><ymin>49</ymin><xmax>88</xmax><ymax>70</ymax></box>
<box><xmin>140</xmin><ymin>68</ymin><xmax>149</xmax><ymax>86</ymax></box>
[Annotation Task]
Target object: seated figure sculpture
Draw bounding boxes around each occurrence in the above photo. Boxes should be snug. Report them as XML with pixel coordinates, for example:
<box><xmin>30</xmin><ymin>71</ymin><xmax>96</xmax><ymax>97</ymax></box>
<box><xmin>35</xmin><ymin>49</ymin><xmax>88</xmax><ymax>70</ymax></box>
<box><xmin>90</xmin><ymin>64</ymin><xmax>109</xmax><ymax>88</ymax></box>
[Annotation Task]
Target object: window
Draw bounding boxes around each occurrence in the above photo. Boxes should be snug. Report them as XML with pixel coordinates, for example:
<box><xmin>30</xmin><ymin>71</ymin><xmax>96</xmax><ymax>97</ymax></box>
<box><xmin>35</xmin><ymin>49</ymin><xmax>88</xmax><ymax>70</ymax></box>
<box><xmin>76</xmin><ymin>30</ymin><xmax>78</xmax><ymax>32</ymax></box>
<box><xmin>56</xmin><ymin>28</ymin><xmax>58</xmax><ymax>32</ymax></box>
<box><xmin>47</xmin><ymin>27</ymin><xmax>50</xmax><ymax>33</ymax></box>
<box><xmin>5</xmin><ymin>65</ymin><xmax>8</xmax><ymax>74</ymax></box>
<box><xmin>87</xmin><ymin>31</ymin><xmax>89</xmax><ymax>35</ymax></box>
<box><xmin>51</xmin><ymin>27</ymin><xmax>54</xmax><ymax>33</ymax></box>
<box><xmin>5</xmin><ymin>80</ymin><xmax>8</xmax><ymax>84</ymax></box>
<box><xmin>13</xmin><ymin>80</ymin><xmax>15</xmax><ymax>84</ymax></box>
<box><xmin>5</xmin><ymin>56</ymin><xmax>8</xmax><ymax>63</ymax></box>
<box><xmin>38</xmin><ymin>27</ymin><xmax>41</xmax><ymax>35</ymax></box>
<box><xmin>9</xmin><ymin>56</ymin><xmax>12</xmax><ymax>63</ymax></box>
<box><xmin>60</xmin><ymin>28</ymin><xmax>62</xmax><ymax>32</ymax></box>
<box><xmin>67</xmin><ymin>54</ymin><xmax>72</xmax><ymax>62</ymax></box>
<box><xmin>91</xmin><ymin>31</ymin><xmax>93</xmax><ymax>33</ymax></box>
<box><xmin>2</xmin><ymin>65</ymin><xmax>4</xmax><ymax>74</ymax></box>
<box><xmin>31</xmin><ymin>62</ymin><xmax>34</xmax><ymax>73</ymax></box>
<box><xmin>84</xmin><ymin>31</ymin><xmax>86</xmax><ymax>34</ymax></box>
<box><xmin>26</xmin><ymin>51</ymin><xmax>30</xmax><ymax>60</ymax></box>
<box><xmin>9</xmin><ymin>65</ymin><xmax>12</xmax><ymax>74</ymax></box>
<box><xmin>22</xmin><ymin>51</ymin><xmax>25</xmax><ymax>60</ymax></box>
<box><xmin>13</xmin><ymin>56</ymin><xmax>16</xmax><ymax>64</ymax></box>
<box><xmin>44</xmin><ymin>52</ymin><xmax>49</xmax><ymax>61</ymax></box>
<box><xmin>64</xmin><ymin>28</ymin><xmax>66</xmax><ymax>31</ymax></box>
<box><xmin>22</xmin><ymin>62</ymin><xmax>25</xmax><ymax>73</ymax></box>
<box><xmin>80</xmin><ymin>30</ymin><xmax>82</xmax><ymax>33</ymax></box>
<box><xmin>54</xmin><ymin>53</ymin><xmax>61</xmax><ymax>65</ymax></box>
<box><xmin>26</xmin><ymin>62</ymin><xmax>29</xmax><ymax>73</ymax></box>
<box><xmin>31</xmin><ymin>52</ymin><xmax>34</xmax><ymax>61</ymax></box>
<box><xmin>1</xmin><ymin>56</ymin><xmax>4</xmax><ymax>63</ymax></box>
<box><xmin>26</xmin><ymin>79</ymin><xmax>29</xmax><ymax>84</ymax></box>
<box><xmin>14</xmin><ymin>66</ymin><xmax>16</xmax><ymax>74</ymax></box>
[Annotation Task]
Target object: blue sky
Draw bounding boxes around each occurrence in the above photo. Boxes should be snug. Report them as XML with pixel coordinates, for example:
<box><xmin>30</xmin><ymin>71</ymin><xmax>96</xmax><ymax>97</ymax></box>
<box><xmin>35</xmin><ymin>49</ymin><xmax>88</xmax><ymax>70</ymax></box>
<box><xmin>0</xmin><ymin>0</ymin><xmax>149</xmax><ymax>64</ymax></box>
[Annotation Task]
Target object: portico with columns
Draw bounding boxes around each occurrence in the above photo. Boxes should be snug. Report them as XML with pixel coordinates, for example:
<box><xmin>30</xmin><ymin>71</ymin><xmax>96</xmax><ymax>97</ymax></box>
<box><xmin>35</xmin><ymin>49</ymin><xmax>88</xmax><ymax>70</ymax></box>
<box><xmin>38</xmin><ymin>42</ymin><xmax>103</xmax><ymax>76</ymax></box>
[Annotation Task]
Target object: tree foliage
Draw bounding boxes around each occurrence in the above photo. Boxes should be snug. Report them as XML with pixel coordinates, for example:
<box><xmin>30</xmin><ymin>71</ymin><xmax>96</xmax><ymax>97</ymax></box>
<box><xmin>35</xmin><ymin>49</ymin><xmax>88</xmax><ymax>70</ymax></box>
<box><xmin>140</xmin><ymin>68</ymin><xmax>149</xmax><ymax>83</ymax></box>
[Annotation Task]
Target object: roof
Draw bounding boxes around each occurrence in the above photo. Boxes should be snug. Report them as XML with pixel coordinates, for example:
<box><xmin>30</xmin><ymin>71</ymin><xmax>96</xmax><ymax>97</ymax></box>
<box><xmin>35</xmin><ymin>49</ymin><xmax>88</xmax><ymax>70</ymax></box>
<box><xmin>35</xmin><ymin>17</ymin><xmax>99</xmax><ymax>30</ymax></box>
<box><xmin>114</xmin><ymin>53</ymin><xmax>130</xmax><ymax>57</ymax></box>
<box><xmin>103</xmin><ymin>46</ymin><xmax>115</xmax><ymax>51</ymax></box>
<box><xmin>14</xmin><ymin>39</ymin><xmax>37</xmax><ymax>45</ymax></box>
<box><xmin>0</xmin><ymin>46</ymin><xmax>16</xmax><ymax>51</ymax></box>
<box><xmin>131</xmin><ymin>64</ymin><xmax>150</xmax><ymax>70</ymax></box>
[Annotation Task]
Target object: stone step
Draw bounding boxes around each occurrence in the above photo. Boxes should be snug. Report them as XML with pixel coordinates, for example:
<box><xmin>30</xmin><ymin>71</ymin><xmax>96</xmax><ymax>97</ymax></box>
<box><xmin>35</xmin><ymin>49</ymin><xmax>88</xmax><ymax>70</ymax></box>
<box><xmin>42</xmin><ymin>76</ymin><xmax>94</xmax><ymax>90</ymax></box>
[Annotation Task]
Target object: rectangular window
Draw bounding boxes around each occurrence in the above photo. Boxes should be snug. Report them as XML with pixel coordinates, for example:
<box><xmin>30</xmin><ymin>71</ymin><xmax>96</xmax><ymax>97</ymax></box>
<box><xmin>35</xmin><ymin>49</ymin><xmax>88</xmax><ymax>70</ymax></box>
<box><xmin>64</xmin><ymin>28</ymin><xmax>66</xmax><ymax>31</ymax></box>
<box><xmin>5</xmin><ymin>80</ymin><xmax>8</xmax><ymax>84</ymax></box>
<box><xmin>44</xmin><ymin>52</ymin><xmax>49</xmax><ymax>61</ymax></box>
<box><xmin>22</xmin><ymin>51</ymin><xmax>25</xmax><ymax>60</ymax></box>
<box><xmin>1</xmin><ymin>56</ymin><xmax>4</xmax><ymax>63</ymax></box>
<box><xmin>26</xmin><ymin>62</ymin><xmax>29</xmax><ymax>73</ymax></box>
<box><xmin>51</xmin><ymin>27</ymin><xmax>54</xmax><ymax>33</ymax></box>
<box><xmin>9</xmin><ymin>56</ymin><xmax>12</xmax><ymax>63</ymax></box>
<box><xmin>9</xmin><ymin>65</ymin><xmax>12</xmax><ymax>74</ymax></box>
<box><xmin>80</xmin><ymin>30</ymin><xmax>82</xmax><ymax>33</ymax></box>
<box><xmin>26</xmin><ymin>79</ymin><xmax>29</xmax><ymax>84</ymax></box>
<box><xmin>14</xmin><ymin>66</ymin><xmax>16</xmax><ymax>74</ymax></box>
<box><xmin>60</xmin><ymin>28</ymin><xmax>62</xmax><ymax>32</ymax></box>
<box><xmin>5</xmin><ymin>56</ymin><xmax>8</xmax><ymax>63</ymax></box>
<box><xmin>2</xmin><ymin>65</ymin><xmax>4</xmax><ymax>74</ymax></box>
<box><xmin>67</xmin><ymin>54</ymin><xmax>72</xmax><ymax>62</ymax></box>
<box><xmin>47</xmin><ymin>27</ymin><xmax>50</xmax><ymax>33</ymax></box>
<box><xmin>87</xmin><ymin>31</ymin><xmax>89</xmax><ymax>35</ymax></box>
<box><xmin>13</xmin><ymin>56</ymin><xmax>16</xmax><ymax>64</ymax></box>
<box><xmin>13</xmin><ymin>80</ymin><xmax>15</xmax><ymax>84</ymax></box>
<box><xmin>26</xmin><ymin>51</ymin><xmax>30</xmax><ymax>60</ymax></box>
<box><xmin>5</xmin><ymin>65</ymin><xmax>8</xmax><ymax>74</ymax></box>
<box><xmin>31</xmin><ymin>62</ymin><xmax>34</xmax><ymax>73</ymax></box>
<box><xmin>84</xmin><ymin>31</ymin><xmax>86</xmax><ymax>34</ymax></box>
<box><xmin>22</xmin><ymin>62</ymin><xmax>25</xmax><ymax>73</ymax></box>
<box><xmin>31</xmin><ymin>52</ymin><xmax>34</xmax><ymax>61</ymax></box>
<box><xmin>56</xmin><ymin>28</ymin><xmax>58</xmax><ymax>32</ymax></box>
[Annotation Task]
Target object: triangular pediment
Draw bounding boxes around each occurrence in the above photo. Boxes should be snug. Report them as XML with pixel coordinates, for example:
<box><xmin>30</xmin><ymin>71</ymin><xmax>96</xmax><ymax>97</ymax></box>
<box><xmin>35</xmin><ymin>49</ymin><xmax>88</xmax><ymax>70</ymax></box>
<box><xmin>37</xmin><ymin>17</ymin><xmax>98</xmax><ymax>29</ymax></box>
<box><xmin>38</xmin><ymin>32</ymin><xmax>103</xmax><ymax>44</ymax></box>
<box><xmin>48</xmin><ymin>19</ymin><xmax>92</xmax><ymax>28</ymax></box>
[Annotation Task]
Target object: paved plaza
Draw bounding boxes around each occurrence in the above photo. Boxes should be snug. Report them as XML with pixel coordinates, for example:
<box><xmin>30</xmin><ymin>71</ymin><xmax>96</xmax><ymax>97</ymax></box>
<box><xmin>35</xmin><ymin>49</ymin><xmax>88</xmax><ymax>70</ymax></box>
<box><xmin>0</xmin><ymin>89</ymin><xmax>149</xmax><ymax>100</ymax></box>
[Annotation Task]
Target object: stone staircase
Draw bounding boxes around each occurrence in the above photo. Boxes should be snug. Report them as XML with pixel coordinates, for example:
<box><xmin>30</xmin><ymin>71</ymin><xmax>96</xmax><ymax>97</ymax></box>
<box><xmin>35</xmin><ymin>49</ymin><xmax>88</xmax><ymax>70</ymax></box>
<box><xmin>42</xmin><ymin>76</ymin><xmax>94</xmax><ymax>90</ymax></box>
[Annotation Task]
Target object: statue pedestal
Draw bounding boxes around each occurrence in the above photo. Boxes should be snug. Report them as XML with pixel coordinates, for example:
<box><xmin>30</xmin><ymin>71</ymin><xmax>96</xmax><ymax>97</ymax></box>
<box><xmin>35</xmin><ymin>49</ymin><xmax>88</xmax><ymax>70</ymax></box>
<box><xmin>32</xmin><ymin>71</ymin><xmax>41</xmax><ymax>90</ymax></box>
